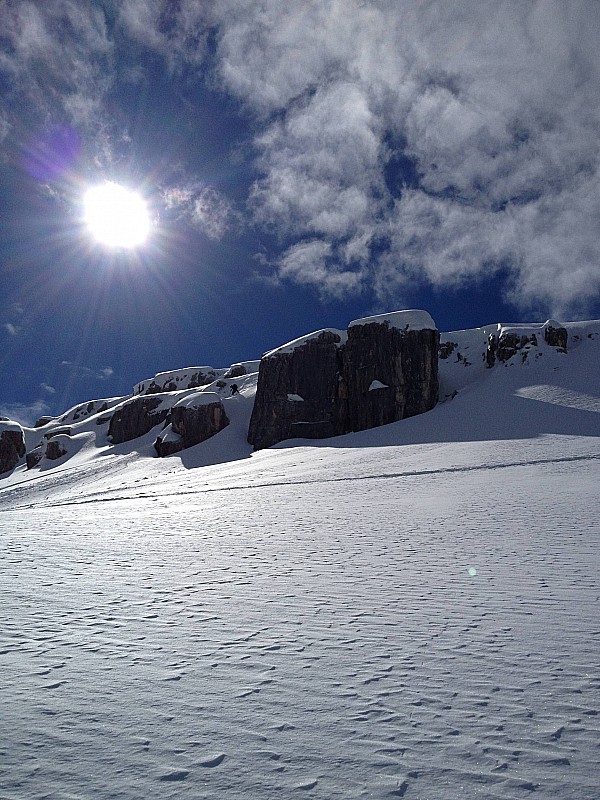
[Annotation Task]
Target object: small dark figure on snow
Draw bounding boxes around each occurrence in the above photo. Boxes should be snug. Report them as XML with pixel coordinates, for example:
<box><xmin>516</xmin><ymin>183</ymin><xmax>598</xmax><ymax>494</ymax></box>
<box><xmin>230</xmin><ymin>383</ymin><xmax>239</xmax><ymax>395</ymax></box>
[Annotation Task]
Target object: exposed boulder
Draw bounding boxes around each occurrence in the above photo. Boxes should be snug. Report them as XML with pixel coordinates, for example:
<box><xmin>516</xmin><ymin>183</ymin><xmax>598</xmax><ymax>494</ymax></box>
<box><xmin>224</xmin><ymin>363</ymin><xmax>247</xmax><ymax>379</ymax></box>
<box><xmin>0</xmin><ymin>422</ymin><xmax>26</xmax><ymax>474</ymax></box>
<box><xmin>439</xmin><ymin>341</ymin><xmax>457</xmax><ymax>360</ymax></box>
<box><xmin>26</xmin><ymin>445</ymin><xmax>44</xmax><ymax>470</ymax></box>
<box><xmin>247</xmin><ymin>329</ymin><xmax>345</xmax><ymax>451</ymax></box>
<box><xmin>154</xmin><ymin>393</ymin><xmax>229</xmax><ymax>456</ymax></box>
<box><xmin>134</xmin><ymin>367</ymin><xmax>219</xmax><ymax>395</ymax></box>
<box><xmin>544</xmin><ymin>320</ymin><xmax>568</xmax><ymax>350</ymax></box>
<box><xmin>108</xmin><ymin>396</ymin><xmax>170</xmax><ymax>445</ymax></box>
<box><xmin>248</xmin><ymin>311</ymin><xmax>439</xmax><ymax>451</ymax></box>
<box><xmin>45</xmin><ymin>439</ymin><xmax>68</xmax><ymax>460</ymax></box>
<box><xmin>34</xmin><ymin>415</ymin><xmax>55</xmax><ymax>428</ymax></box>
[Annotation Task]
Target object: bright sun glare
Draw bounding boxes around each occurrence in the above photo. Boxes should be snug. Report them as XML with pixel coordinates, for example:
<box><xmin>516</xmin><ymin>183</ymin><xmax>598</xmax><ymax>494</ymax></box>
<box><xmin>84</xmin><ymin>181</ymin><xmax>150</xmax><ymax>248</ymax></box>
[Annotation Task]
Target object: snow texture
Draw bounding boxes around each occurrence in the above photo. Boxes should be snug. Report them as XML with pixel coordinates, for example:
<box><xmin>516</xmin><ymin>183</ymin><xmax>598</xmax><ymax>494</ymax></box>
<box><xmin>1</xmin><ymin>319</ymin><xmax>599</xmax><ymax>799</ymax></box>
<box><xmin>264</xmin><ymin>328</ymin><xmax>347</xmax><ymax>358</ymax></box>
<box><xmin>287</xmin><ymin>393</ymin><xmax>304</xmax><ymax>402</ymax></box>
<box><xmin>349</xmin><ymin>309</ymin><xmax>437</xmax><ymax>331</ymax></box>
<box><xmin>368</xmin><ymin>380</ymin><xmax>389</xmax><ymax>391</ymax></box>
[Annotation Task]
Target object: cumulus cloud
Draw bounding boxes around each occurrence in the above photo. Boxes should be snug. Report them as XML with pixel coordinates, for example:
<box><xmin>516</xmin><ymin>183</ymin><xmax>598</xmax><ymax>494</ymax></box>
<box><xmin>278</xmin><ymin>240</ymin><xmax>365</xmax><ymax>299</ymax></box>
<box><xmin>207</xmin><ymin>0</ymin><xmax>600</xmax><ymax>315</ymax></box>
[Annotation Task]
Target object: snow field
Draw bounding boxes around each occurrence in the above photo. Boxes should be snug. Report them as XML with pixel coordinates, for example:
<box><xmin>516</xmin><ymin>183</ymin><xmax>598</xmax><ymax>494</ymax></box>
<box><xmin>1</xmin><ymin>319</ymin><xmax>599</xmax><ymax>798</ymax></box>
<box><xmin>1</xmin><ymin>448</ymin><xmax>599</xmax><ymax>799</ymax></box>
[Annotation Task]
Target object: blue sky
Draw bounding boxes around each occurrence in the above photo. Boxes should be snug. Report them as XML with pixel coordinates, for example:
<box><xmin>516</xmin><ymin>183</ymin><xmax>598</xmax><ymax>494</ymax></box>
<box><xmin>1</xmin><ymin>1</ymin><xmax>599</xmax><ymax>425</ymax></box>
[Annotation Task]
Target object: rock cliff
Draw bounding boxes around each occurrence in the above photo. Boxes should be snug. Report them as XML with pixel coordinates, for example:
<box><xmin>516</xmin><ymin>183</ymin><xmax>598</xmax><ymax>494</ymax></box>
<box><xmin>0</xmin><ymin>422</ymin><xmax>26</xmax><ymax>474</ymax></box>
<box><xmin>248</xmin><ymin>311</ymin><xmax>439</xmax><ymax>451</ymax></box>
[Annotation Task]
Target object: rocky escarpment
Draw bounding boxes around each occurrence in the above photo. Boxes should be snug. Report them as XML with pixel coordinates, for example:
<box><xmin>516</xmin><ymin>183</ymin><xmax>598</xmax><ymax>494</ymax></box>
<box><xmin>154</xmin><ymin>393</ymin><xmax>229</xmax><ymax>456</ymax></box>
<box><xmin>486</xmin><ymin>320</ymin><xmax>568</xmax><ymax>367</ymax></box>
<box><xmin>108</xmin><ymin>396</ymin><xmax>171</xmax><ymax>445</ymax></box>
<box><xmin>248</xmin><ymin>311</ymin><xmax>439</xmax><ymax>451</ymax></box>
<box><xmin>0</xmin><ymin>422</ymin><xmax>26</xmax><ymax>474</ymax></box>
<box><xmin>134</xmin><ymin>362</ymin><xmax>259</xmax><ymax>396</ymax></box>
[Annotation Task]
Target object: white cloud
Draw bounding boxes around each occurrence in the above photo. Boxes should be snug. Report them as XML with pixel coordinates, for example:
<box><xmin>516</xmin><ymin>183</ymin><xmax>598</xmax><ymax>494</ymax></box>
<box><xmin>2</xmin><ymin>1</ymin><xmax>600</xmax><ymax>315</ymax></box>
<box><xmin>279</xmin><ymin>240</ymin><xmax>365</xmax><ymax>299</ymax></box>
<box><xmin>0</xmin><ymin>1</ymin><xmax>113</xmax><ymax>127</ymax></box>
<box><xmin>3</xmin><ymin>322</ymin><xmax>19</xmax><ymax>336</ymax></box>
<box><xmin>59</xmin><ymin>361</ymin><xmax>115</xmax><ymax>381</ymax></box>
<box><xmin>162</xmin><ymin>183</ymin><xmax>232</xmax><ymax>240</ymax></box>
<box><xmin>40</xmin><ymin>382</ymin><xmax>56</xmax><ymax>394</ymax></box>
<box><xmin>207</xmin><ymin>0</ymin><xmax>600</xmax><ymax>315</ymax></box>
<box><xmin>0</xmin><ymin>399</ymin><xmax>49</xmax><ymax>427</ymax></box>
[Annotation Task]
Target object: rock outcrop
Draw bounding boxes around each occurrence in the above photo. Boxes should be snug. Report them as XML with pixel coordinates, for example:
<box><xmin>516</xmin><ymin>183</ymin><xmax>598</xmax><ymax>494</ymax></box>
<box><xmin>248</xmin><ymin>311</ymin><xmax>439</xmax><ymax>451</ymax></box>
<box><xmin>247</xmin><ymin>330</ymin><xmax>344</xmax><ymax>451</ymax></box>
<box><xmin>486</xmin><ymin>320</ymin><xmax>568</xmax><ymax>367</ymax></box>
<box><xmin>45</xmin><ymin>439</ymin><xmax>68</xmax><ymax>460</ymax></box>
<box><xmin>154</xmin><ymin>393</ymin><xmax>229</xmax><ymax>456</ymax></box>
<box><xmin>108</xmin><ymin>396</ymin><xmax>170</xmax><ymax>445</ymax></box>
<box><xmin>0</xmin><ymin>422</ymin><xmax>26</xmax><ymax>474</ymax></box>
<box><xmin>544</xmin><ymin>322</ymin><xmax>568</xmax><ymax>350</ymax></box>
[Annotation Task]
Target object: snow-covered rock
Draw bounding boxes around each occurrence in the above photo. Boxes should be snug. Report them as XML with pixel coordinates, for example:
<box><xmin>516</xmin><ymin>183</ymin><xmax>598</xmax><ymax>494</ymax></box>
<box><xmin>154</xmin><ymin>392</ymin><xmax>229</xmax><ymax>457</ymax></box>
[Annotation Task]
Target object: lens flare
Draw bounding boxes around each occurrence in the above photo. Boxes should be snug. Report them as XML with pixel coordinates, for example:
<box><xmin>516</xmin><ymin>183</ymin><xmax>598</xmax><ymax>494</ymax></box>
<box><xmin>84</xmin><ymin>182</ymin><xmax>149</xmax><ymax>248</ymax></box>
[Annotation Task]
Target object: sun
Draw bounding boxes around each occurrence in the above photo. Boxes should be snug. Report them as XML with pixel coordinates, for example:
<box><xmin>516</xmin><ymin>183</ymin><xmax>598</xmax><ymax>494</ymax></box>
<box><xmin>83</xmin><ymin>181</ymin><xmax>150</xmax><ymax>248</ymax></box>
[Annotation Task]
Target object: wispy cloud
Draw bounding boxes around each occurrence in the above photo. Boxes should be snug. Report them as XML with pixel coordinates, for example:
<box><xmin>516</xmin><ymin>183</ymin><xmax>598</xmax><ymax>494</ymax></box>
<box><xmin>0</xmin><ymin>399</ymin><xmax>49</xmax><ymax>427</ymax></box>
<box><xmin>162</xmin><ymin>183</ymin><xmax>233</xmax><ymax>240</ymax></box>
<box><xmin>3</xmin><ymin>322</ymin><xmax>20</xmax><ymax>336</ymax></box>
<box><xmin>60</xmin><ymin>361</ymin><xmax>115</xmax><ymax>381</ymax></box>
<box><xmin>40</xmin><ymin>382</ymin><xmax>56</xmax><ymax>395</ymax></box>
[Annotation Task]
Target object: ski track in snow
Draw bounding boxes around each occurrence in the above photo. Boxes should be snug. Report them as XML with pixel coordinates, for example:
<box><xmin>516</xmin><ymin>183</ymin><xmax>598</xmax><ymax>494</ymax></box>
<box><xmin>1</xmin><ymin>455</ymin><xmax>599</xmax><ymax>799</ymax></box>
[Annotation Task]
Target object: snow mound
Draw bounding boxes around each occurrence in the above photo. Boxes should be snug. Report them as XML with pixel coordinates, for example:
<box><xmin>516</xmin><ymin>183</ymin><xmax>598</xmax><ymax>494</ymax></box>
<box><xmin>349</xmin><ymin>309</ymin><xmax>437</xmax><ymax>331</ymax></box>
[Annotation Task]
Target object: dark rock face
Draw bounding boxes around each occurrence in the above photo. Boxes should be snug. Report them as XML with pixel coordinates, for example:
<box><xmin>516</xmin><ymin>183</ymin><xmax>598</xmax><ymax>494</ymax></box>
<box><xmin>496</xmin><ymin>332</ymin><xmax>538</xmax><ymax>363</ymax></box>
<box><xmin>108</xmin><ymin>396</ymin><xmax>170</xmax><ymax>445</ymax></box>
<box><xmin>45</xmin><ymin>439</ymin><xmax>67</xmax><ymax>460</ymax></box>
<box><xmin>486</xmin><ymin>334</ymin><xmax>497</xmax><ymax>368</ymax></box>
<box><xmin>34</xmin><ymin>415</ymin><xmax>55</xmax><ymax>428</ymax></box>
<box><xmin>224</xmin><ymin>364</ymin><xmax>247</xmax><ymax>379</ymax></box>
<box><xmin>439</xmin><ymin>341</ymin><xmax>457</xmax><ymax>360</ymax></box>
<box><xmin>247</xmin><ymin>331</ymin><xmax>343</xmax><ymax>451</ymax></box>
<box><xmin>544</xmin><ymin>324</ymin><xmax>568</xmax><ymax>350</ymax></box>
<box><xmin>340</xmin><ymin>324</ymin><xmax>439</xmax><ymax>434</ymax></box>
<box><xmin>248</xmin><ymin>324</ymin><xmax>439</xmax><ymax>451</ymax></box>
<box><xmin>154</xmin><ymin>397</ymin><xmax>229</xmax><ymax>456</ymax></box>
<box><xmin>0</xmin><ymin>426</ymin><xmax>26</xmax><ymax>474</ymax></box>
<box><xmin>26</xmin><ymin>446</ymin><xmax>44</xmax><ymax>470</ymax></box>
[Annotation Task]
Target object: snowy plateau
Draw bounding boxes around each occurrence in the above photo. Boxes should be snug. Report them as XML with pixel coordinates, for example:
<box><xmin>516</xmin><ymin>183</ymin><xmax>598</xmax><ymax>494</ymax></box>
<box><xmin>1</xmin><ymin>315</ymin><xmax>599</xmax><ymax>800</ymax></box>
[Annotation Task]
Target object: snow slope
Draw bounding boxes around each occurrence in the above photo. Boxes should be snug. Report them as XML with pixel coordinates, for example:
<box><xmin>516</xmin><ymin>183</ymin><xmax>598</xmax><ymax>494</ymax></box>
<box><xmin>1</xmin><ymin>321</ymin><xmax>599</xmax><ymax>799</ymax></box>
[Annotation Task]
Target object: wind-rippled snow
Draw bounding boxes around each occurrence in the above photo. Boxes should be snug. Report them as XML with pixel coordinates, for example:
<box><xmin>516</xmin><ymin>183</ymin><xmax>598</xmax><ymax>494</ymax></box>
<box><xmin>1</xmin><ymin>323</ymin><xmax>599</xmax><ymax>799</ymax></box>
